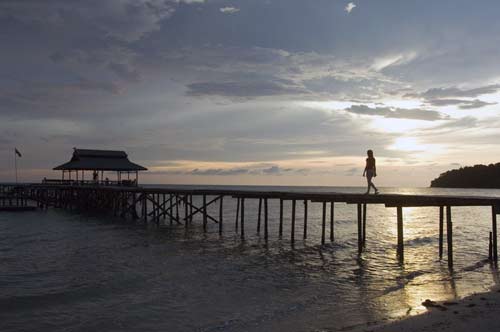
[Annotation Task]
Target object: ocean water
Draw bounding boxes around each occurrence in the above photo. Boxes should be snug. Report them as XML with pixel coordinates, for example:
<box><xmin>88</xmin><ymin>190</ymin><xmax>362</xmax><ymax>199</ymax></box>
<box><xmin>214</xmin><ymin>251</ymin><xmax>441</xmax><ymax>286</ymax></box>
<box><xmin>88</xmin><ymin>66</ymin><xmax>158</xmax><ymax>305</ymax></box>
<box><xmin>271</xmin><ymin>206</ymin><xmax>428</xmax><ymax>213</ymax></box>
<box><xmin>1</xmin><ymin>186</ymin><xmax>500</xmax><ymax>332</ymax></box>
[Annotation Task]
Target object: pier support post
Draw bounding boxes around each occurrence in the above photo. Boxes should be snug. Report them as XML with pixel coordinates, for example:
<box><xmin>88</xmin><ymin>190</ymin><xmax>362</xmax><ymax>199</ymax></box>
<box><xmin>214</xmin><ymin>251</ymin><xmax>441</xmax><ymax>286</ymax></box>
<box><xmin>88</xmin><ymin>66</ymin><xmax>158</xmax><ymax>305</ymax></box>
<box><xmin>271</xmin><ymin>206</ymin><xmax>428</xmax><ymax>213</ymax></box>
<box><xmin>446</xmin><ymin>206</ymin><xmax>453</xmax><ymax>269</ymax></box>
<box><xmin>184</xmin><ymin>195</ymin><xmax>189</xmax><ymax>228</ymax></box>
<box><xmin>143</xmin><ymin>194</ymin><xmax>148</xmax><ymax>224</ymax></box>
<box><xmin>303</xmin><ymin>200</ymin><xmax>308</xmax><ymax>240</ymax></box>
<box><xmin>219</xmin><ymin>196</ymin><xmax>223</xmax><ymax>235</ymax></box>
<box><xmin>291</xmin><ymin>199</ymin><xmax>296</xmax><ymax>243</ymax></box>
<box><xmin>264</xmin><ymin>198</ymin><xmax>269</xmax><ymax>240</ymax></box>
<box><xmin>176</xmin><ymin>195</ymin><xmax>179</xmax><ymax>221</ymax></box>
<box><xmin>492</xmin><ymin>206</ymin><xmax>498</xmax><ymax>262</ymax></box>
<box><xmin>203</xmin><ymin>194</ymin><xmax>207</xmax><ymax>232</ymax></box>
<box><xmin>279</xmin><ymin>199</ymin><xmax>283</xmax><ymax>237</ymax></box>
<box><xmin>397</xmin><ymin>206</ymin><xmax>403</xmax><ymax>261</ymax></box>
<box><xmin>362</xmin><ymin>203</ymin><xmax>367</xmax><ymax>246</ymax></box>
<box><xmin>189</xmin><ymin>195</ymin><xmax>193</xmax><ymax>223</ymax></box>
<box><xmin>169</xmin><ymin>194</ymin><xmax>173</xmax><ymax>225</ymax></box>
<box><xmin>163</xmin><ymin>194</ymin><xmax>166</xmax><ymax>220</ymax></box>
<box><xmin>358</xmin><ymin>204</ymin><xmax>363</xmax><ymax>254</ymax></box>
<box><xmin>439</xmin><ymin>206</ymin><xmax>444</xmax><ymax>259</ymax></box>
<box><xmin>257</xmin><ymin>198</ymin><xmax>262</xmax><ymax>234</ymax></box>
<box><xmin>330</xmin><ymin>202</ymin><xmax>335</xmax><ymax>242</ymax></box>
<box><xmin>322</xmin><ymin>202</ymin><xmax>326</xmax><ymax>245</ymax></box>
<box><xmin>235</xmin><ymin>198</ymin><xmax>240</xmax><ymax>232</ymax></box>
<box><xmin>240</xmin><ymin>198</ymin><xmax>245</xmax><ymax>240</ymax></box>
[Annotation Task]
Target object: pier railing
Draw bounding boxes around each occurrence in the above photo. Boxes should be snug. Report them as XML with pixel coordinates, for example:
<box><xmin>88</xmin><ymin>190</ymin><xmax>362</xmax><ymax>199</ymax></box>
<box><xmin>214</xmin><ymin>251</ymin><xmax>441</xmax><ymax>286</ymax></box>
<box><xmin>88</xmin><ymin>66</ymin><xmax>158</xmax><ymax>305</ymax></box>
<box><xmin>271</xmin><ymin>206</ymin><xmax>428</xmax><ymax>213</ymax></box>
<box><xmin>41</xmin><ymin>178</ymin><xmax>137</xmax><ymax>187</ymax></box>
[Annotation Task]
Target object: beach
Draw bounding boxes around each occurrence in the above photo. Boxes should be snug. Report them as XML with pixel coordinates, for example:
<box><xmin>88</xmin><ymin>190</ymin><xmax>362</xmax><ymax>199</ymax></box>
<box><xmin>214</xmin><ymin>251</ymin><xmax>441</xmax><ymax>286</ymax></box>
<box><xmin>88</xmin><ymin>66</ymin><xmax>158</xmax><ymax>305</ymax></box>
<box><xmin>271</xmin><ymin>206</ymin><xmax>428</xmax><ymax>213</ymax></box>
<box><xmin>365</xmin><ymin>287</ymin><xmax>500</xmax><ymax>332</ymax></box>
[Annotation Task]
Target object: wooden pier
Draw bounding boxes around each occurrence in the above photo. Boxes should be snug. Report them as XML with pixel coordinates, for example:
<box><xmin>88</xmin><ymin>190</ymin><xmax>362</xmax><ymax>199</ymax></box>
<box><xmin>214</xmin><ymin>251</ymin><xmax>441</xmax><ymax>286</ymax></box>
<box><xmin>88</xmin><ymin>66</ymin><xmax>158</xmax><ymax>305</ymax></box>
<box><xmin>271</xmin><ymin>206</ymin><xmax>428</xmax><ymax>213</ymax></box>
<box><xmin>2</xmin><ymin>183</ymin><xmax>500</xmax><ymax>267</ymax></box>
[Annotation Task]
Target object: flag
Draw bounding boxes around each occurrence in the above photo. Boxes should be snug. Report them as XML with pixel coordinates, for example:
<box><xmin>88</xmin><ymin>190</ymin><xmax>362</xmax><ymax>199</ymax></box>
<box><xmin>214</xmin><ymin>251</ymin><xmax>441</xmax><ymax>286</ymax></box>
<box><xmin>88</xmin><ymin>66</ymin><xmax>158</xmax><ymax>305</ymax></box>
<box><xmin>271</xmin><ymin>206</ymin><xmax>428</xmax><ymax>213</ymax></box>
<box><xmin>15</xmin><ymin>148</ymin><xmax>22</xmax><ymax>157</ymax></box>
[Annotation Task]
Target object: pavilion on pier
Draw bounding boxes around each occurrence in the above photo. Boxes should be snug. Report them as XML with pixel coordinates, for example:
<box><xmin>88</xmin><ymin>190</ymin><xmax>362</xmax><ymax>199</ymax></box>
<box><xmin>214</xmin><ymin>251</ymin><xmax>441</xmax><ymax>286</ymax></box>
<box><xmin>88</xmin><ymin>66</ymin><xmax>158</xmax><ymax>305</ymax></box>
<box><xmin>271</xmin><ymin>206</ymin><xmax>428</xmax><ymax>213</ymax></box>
<box><xmin>51</xmin><ymin>148</ymin><xmax>147</xmax><ymax>186</ymax></box>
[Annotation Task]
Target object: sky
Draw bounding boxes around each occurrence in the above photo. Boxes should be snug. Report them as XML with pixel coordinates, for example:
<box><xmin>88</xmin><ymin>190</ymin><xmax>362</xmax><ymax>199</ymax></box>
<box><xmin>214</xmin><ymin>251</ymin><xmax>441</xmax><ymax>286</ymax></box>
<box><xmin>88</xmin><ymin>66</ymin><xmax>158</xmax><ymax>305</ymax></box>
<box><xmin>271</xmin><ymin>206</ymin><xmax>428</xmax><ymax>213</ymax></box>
<box><xmin>1</xmin><ymin>0</ymin><xmax>500</xmax><ymax>187</ymax></box>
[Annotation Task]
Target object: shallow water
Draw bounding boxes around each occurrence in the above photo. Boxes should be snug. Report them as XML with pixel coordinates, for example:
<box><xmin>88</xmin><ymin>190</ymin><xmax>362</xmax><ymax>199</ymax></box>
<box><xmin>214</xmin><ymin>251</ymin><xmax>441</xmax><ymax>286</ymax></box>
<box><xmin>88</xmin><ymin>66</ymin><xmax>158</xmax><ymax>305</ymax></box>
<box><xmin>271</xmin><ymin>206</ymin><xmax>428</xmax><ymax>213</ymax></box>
<box><xmin>1</xmin><ymin>186</ymin><xmax>500</xmax><ymax>331</ymax></box>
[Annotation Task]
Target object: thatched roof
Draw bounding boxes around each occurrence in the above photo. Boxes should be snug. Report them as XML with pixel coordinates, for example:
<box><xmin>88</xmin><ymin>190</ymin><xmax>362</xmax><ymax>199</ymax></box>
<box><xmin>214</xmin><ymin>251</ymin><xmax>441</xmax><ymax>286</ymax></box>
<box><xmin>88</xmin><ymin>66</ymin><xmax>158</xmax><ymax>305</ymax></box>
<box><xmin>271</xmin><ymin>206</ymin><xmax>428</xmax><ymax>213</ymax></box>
<box><xmin>53</xmin><ymin>149</ymin><xmax>147</xmax><ymax>171</ymax></box>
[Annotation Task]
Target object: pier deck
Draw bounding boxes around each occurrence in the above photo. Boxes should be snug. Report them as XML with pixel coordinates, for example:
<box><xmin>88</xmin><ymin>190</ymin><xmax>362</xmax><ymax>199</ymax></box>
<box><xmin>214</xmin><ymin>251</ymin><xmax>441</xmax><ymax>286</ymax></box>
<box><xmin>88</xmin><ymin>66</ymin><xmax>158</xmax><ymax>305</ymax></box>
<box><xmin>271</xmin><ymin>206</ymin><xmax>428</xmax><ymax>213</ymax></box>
<box><xmin>2</xmin><ymin>183</ymin><xmax>499</xmax><ymax>268</ymax></box>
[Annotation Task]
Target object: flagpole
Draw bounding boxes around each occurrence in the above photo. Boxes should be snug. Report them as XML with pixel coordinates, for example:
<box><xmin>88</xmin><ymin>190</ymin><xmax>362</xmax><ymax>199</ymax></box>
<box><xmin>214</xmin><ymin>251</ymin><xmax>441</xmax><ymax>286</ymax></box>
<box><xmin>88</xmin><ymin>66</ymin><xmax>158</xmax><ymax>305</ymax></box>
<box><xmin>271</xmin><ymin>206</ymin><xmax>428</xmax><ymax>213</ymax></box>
<box><xmin>14</xmin><ymin>148</ymin><xmax>18</xmax><ymax>184</ymax></box>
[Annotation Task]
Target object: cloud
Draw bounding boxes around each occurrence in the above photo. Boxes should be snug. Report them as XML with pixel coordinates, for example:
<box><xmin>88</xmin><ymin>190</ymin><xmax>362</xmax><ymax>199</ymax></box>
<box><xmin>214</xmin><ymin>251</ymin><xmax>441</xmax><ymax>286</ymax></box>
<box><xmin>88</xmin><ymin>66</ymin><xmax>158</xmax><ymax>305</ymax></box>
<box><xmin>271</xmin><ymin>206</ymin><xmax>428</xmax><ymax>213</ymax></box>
<box><xmin>423</xmin><ymin>116</ymin><xmax>477</xmax><ymax>131</ymax></box>
<box><xmin>179</xmin><ymin>165</ymin><xmax>307</xmax><ymax>176</ymax></box>
<box><xmin>406</xmin><ymin>84</ymin><xmax>500</xmax><ymax>99</ymax></box>
<box><xmin>108</xmin><ymin>62</ymin><xmax>142</xmax><ymax>82</ymax></box>
<box><xmin>426</xmin><ymin>98</ymin><xmax>496</xmax><ymax>109</ymax></box>
<box><xmin>186</xmin><ymin>80</ymin><xmax>306</xmax><ymax>98</ymax></box>
<box><xmin>0</xmin><ymin>0</ymin><xmax>204</xmax><ymax>42</ymax></box>
<box><xmin>344</xmin><ymin>105</ymin><xmax>447</xmax><ymax>121</ymax></box>
<box><xmin>345</xmin><ymin>2</ymin><xmax>356</xmax><ymax>13</ymax></box>
<box><xmin>190</xmin><ymin>168</ymin><xmax>249</xmax><ymax>176</ymax></box>
<box><xmin>220</xmin><ymin>6</ymin><xmax>240</xmax><ymax>14</ymax></box>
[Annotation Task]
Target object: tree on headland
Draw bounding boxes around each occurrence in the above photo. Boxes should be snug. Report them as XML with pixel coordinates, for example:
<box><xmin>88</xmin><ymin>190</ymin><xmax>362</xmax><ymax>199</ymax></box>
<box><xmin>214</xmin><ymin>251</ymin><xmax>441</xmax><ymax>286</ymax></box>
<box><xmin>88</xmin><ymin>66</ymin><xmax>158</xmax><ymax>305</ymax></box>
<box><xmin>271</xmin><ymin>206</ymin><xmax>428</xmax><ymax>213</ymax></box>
<box><xmin>430</xmin><ymin>163</ymin><xmax>500</xmax><ymax>188</ymax></box>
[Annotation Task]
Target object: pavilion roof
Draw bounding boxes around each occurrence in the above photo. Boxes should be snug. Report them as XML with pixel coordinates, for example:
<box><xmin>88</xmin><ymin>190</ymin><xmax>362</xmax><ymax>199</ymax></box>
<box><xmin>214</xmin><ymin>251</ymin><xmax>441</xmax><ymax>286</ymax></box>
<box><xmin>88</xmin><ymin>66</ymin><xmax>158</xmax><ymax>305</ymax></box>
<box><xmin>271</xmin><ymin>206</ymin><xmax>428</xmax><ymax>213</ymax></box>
<box><xmin>53</xmin><ymin>149</ymin><xmax>148</xmax><ymax>171</ymax></box>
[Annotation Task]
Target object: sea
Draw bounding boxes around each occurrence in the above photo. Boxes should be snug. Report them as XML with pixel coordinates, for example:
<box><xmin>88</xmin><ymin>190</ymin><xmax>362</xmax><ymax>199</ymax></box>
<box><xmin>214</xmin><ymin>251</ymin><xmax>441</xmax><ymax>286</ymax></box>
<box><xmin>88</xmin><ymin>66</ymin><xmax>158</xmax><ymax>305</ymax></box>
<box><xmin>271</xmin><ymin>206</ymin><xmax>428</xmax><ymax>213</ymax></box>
<box><xmin>1</xmin><ymin>185</ymin><xmax>500</xmax><ymax>332</ymax></box>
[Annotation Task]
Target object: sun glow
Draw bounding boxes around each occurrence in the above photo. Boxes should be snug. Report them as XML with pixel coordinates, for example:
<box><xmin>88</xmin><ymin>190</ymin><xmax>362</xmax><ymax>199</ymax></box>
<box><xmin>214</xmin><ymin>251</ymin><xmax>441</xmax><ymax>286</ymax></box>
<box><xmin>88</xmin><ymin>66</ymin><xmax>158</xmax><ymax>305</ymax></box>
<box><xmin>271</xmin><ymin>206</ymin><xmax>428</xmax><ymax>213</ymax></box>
<box><xmin>388</xmin><ymin>137</ymin><xmax>443</xmax><ymax>155</ymax></box>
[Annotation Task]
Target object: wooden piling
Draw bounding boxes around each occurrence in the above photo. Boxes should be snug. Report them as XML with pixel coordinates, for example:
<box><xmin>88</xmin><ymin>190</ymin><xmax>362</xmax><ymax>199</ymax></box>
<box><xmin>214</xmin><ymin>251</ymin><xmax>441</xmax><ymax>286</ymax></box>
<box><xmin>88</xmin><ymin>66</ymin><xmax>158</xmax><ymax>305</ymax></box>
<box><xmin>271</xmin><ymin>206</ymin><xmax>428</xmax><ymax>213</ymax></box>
<box><xmin>397</xmin><ymin>206</ymin><xmax>403</xmax><ymax>260</ymax></box>
<box><xmin>446</xmin><ymin>206</ymin><xmax>453</xmax><ymax>268</ymax></box>
<box><xmin>257</xmin><ymin>198</ymin><xmax>262</xmax><ymax>234</ymax></box>
<box><xmin>219</xmin><ymin>196</ymin><xmax>223</xmax><ymax>235</ymax></box>
<box><xmin>143</xmin><ymin>194</ymin><xmax>147</xmax><ymax>224</ymax></box>
<box><xmin>439</xmin><ymin>206</ymin><xmax>444</xmax><ymax>259</ymax></box>
<box><xmin>264</xmin><ymin>198</ymin><xmax>269</xmax><ymax>240</ymax></box>
<box><xmin>184</xmin><ymin>195</ymin><xmax>189</xmax><ymax>228</ymax></box>
<box><xmin>279</xmin><ymin>199</ymin><xmax>283</xmax><ymax>237</ymax></box>
<box><xmin>291</xmin><ymin>199</ymin><xmax>296</xmax><ymax>243</ymax></box>
<box><xmin>235</xmin><ymin>198</ymin><xmax>240</xmax><ymax>232</ymax></box>
<box><xmin>489</xmin><ymin>231</ymin><xmax>493</xmax><ymax>261</ymax></box>
<box><xmin>362</xmin><ymin>203</ymin><xmax>366</xmax><ymax>246</ymax></box>
<box><xmin>163</xmin><ymin>194</ymin><xmax>166</xmax><ymax>220</ymax></box>
<box><xmin>240</xmin><ymin>198</ymin><xmax>245</xmax><ymax>240</ymax></box>
<box><xmin>203</xmin><ymin>194</ymin><xmax>207</xmax><ymax>232</ymax></box>
<box><xmin>492</xmin><ymin>206</ymin><xmax>498</xmax><ymax>262</ymax></box>
<box><xmin>330</xmin><ymin>202</ymin><xmax>335</xmax><ymax>242</ymax></box>
<box><xmin>358</xmin><ymin>204</ymin><xmax>363</xmax><ymax>254</ymax></box>
<box><xmin>169</xmin><ymin>194</ymin><xmax>173</xmax><ymax>225</ymax></box>
<box><xmin>322</xmin><ymin>202</ymin><xmax>326</xmax><ymax>245</ymax></box>
<box><xmin>176</xmin><ymin>195</ymin><xmax>179</xmax><ymax>221</ymax></box>
<box><xmin>303</xmin><ymin>200</ymin><xmax>308</xmax><ymax>240</ymax></box>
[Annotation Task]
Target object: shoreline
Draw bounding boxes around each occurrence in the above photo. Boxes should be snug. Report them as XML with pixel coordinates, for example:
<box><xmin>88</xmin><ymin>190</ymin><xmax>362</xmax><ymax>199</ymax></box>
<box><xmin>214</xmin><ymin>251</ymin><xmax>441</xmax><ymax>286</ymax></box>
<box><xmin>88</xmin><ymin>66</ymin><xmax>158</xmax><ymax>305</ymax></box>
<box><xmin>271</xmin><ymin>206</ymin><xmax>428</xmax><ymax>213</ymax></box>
<box><xmin>357</xmin><ymin>286</ymin><xmax>500</xmax><ymax>332</ymax></box>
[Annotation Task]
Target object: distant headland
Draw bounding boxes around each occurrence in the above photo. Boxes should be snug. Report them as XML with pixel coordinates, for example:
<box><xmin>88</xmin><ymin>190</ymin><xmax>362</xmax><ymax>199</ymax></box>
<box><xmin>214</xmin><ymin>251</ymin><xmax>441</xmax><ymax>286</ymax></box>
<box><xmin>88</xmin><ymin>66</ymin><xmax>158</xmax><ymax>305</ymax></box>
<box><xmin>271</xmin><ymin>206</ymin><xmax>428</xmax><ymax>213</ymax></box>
<box><xmin>430</xmin><ymin>163</ymin><xmax>500</xmax><ymax>188</ymax></box>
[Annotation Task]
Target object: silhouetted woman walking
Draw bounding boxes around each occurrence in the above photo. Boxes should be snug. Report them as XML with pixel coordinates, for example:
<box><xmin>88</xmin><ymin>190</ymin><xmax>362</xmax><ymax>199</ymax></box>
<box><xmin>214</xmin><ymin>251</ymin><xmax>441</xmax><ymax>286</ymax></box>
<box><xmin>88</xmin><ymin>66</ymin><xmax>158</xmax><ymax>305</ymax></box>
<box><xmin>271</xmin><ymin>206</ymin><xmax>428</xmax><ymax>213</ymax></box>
<box><xmin>363</xmin><ymin>149</ymin><xmax>379</xmax><ymax>194</ymax></box>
